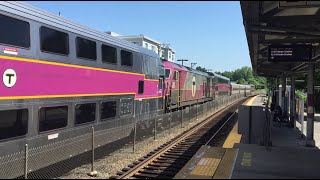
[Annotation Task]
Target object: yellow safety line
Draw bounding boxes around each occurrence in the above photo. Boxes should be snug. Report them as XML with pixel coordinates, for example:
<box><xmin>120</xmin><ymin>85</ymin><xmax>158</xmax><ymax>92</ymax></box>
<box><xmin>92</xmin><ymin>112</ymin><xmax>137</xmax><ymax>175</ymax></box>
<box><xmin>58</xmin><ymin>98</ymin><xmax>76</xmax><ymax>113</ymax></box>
<box><xmin>222</xmin><ymin>122</ymin><xmax>242</xmax><ymax>148</ymax></box>
<box><xmin>245</xmin><ymin>95</ymin><xmax>258</xmax><ymax>106</ymax></box>
<box><xmin>222</xmin><ymin>96</ymin><xmax>258</xmax><ymax>148</ymax></box>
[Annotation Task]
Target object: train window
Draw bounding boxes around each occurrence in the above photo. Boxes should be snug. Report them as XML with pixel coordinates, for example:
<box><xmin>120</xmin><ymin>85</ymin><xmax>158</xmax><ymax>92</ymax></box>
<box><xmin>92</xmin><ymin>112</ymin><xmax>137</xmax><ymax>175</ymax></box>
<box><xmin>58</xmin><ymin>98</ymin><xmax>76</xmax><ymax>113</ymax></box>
<box><xmin>121</xmin><ymin>50</ymin><xmax>133</xmax><ymax>66</ymax></box>
<box><xmin>75</xmin><ymin>103</ymin><xmax>96</xmax><ymax>125</ymax></box>
<box><xmin>102</xmin><ymin>44</ymin><xmax>117</xmax><ymax>64</ymax></box>
<box><xmin>40</xmin><ymin>26</ymin><xmax>69</xmax><ymax>55</ymax></box>
<box><xmin>0</xmin><ymin>109</ymin><xmax>28</xmax><ymax>141</ymax></box>
<box><xmin>165</xmin><ymin>69</ymin><xmax>171</xmax><ymax>78</ymax></box>
<box><xmin>138</xmin><ymin>80</ymin><xmax>144</xmax><ymax>94</ymax></box>
<box><xmin>39</xmin><ymin>106</ymin><xmax>68</xmax><ymax>132</ymax></box>
<box><xmin>173</xmin><ymin>71</ymin><xmax>179</xmax><ymax>80</ymax></box>
<box><xmin>101</xmin><ymin>101</ymin><xmax>117</xmax><ymax>120</ymax></box>
<box><xmin>76</xmin><ymin>37</ymin><xmax>97</xmax><ymax>60</ymax></box>
<box><xmin>0</xmin><ymin>14</ymin><xmax>30</xmax><ymax>48</ymax></box>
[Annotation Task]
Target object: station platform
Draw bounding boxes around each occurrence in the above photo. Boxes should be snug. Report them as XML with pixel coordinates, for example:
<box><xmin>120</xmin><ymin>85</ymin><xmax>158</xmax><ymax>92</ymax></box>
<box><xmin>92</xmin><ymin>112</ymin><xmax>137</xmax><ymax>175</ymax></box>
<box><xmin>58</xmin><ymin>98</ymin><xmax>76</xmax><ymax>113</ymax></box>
<box><xmin>174</xmin><ymin>95</ymin><xmax>320</xmax><ymax>179</ymax></box>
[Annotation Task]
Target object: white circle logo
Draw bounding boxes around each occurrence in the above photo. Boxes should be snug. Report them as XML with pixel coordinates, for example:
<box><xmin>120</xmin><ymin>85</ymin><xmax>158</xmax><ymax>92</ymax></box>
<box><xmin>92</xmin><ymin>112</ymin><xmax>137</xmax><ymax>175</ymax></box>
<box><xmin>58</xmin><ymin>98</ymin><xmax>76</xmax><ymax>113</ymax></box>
<box><xmin>192</xmin><ymin>76</ymin><xmax>196</xmax><ymax>97</ymax></box>
<box><xmin>3</xmin><ymin>69</ymin><xmax>17</xmax><ymax>88</ymax></box>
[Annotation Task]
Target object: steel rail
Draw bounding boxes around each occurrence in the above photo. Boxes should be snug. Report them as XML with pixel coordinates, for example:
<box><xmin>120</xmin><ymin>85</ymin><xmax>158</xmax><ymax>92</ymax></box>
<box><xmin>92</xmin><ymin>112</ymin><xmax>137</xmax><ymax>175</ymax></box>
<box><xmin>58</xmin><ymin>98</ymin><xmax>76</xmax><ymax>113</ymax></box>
<box><xmin>115</xmin><ymin>96</ymin><xmax>250</xmax><ymax>179</ymax></box>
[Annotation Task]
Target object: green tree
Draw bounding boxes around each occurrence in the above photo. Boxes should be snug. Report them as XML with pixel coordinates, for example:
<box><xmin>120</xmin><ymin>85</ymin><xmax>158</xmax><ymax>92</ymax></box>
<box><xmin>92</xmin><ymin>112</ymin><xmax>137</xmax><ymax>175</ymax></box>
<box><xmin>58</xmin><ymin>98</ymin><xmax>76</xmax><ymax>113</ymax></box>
<box><xmin>237</xmin><ymin>78</ymin><xmax>247</xmax><ymax>84</ymax></box>
<box><xmin>248</xmin><ymin>77</ymin><xmax>258</xmax><ymax>85</ymax></box>
<box><xmin>222</xmin><ymin>71</ymin><xmax>233</xmax><ymax>80</ymax></box>
<box><xmin>196</xmin><ymin>65</ymin><xmax>266</xmax><ymax>87</ymax></box>
<box><xmin>196</xmin><ymin>66</ymin><xmax>207</xmax><ymax>73</ymax></box>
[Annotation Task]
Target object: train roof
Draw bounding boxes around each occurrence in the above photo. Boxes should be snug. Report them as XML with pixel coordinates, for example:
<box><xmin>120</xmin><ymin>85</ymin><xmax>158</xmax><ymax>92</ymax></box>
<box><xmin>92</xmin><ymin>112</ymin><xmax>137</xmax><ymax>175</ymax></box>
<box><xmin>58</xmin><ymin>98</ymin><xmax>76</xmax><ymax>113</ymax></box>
<box><xmin>231</xmin><ymin>82</ymin><xmax>251</xmax><ymax>87</ymax></box>
<box><xmin>0</xmin><ymin>1</ymin><xmax>142</xmax><ymax>53</ymax></box>
<box><xmin>212</xmin><ymin>73</ymin><xmax>230</xmax><ymax>81</ymax></box>
<box><xmin>163</xmin><ymin>61</ymin><xmax>232</xmax><ymax>79</ymax></box>
<box><xmin>162</xmin><ymin>60</ymin><xmax>211</xmax><ymax>76</ymax></box>
<box><xmin>162</xmin><ymin>60</ymin><xmax>189</xmax><ymax>72</ymax></box>
<box><xmin>138</xmin><ymin>46</ymin><xmax>159</xmax><ymax>58</ymax></box>
<box><xmin>185</xmin><ymin>67</ymin><xmax>210</xmax><ymax>76</ymax></box>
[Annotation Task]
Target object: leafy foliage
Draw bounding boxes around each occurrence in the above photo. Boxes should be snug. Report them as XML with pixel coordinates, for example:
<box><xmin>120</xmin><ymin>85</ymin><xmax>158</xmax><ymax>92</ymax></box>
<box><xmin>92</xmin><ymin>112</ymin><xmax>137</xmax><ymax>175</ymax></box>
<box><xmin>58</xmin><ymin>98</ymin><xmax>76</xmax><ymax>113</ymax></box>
<box><xmin>195</xmin><ymin>66</ymin><xmax>207</xmax><ymax>72</ymax></box>
<box><xmin>295</xmin><ymin>89</ymin><xmax>307</xmax><ymax>103</ymax></box>
<box><xmin>194</xmin><ymin>65</ymin><xmax>267</xmax><ymax>87</ymax></box>
<box><xmin>215</xmin><ymin>66</ymin><xmax>266</xmax><ymax>87</ymax></box>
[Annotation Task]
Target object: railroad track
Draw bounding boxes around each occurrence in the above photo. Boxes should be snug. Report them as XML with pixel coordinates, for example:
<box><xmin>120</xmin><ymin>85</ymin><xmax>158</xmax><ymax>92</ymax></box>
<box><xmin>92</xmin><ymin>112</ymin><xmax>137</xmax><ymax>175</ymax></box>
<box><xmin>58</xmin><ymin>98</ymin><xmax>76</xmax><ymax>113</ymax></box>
<box><xmin>110</xmin><ymin>97</ymin><xmax>250</xmax><ymax>179</ymax></box>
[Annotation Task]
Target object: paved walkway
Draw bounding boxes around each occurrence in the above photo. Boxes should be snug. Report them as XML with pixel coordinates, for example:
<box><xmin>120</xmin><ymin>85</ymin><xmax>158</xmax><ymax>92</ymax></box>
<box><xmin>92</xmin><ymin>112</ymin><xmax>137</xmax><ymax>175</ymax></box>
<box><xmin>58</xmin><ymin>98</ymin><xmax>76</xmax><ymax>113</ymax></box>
<box><xmin>231</xmin><ymin>95</ymin><xmax>320</xmax><ymax>179</ymax></box>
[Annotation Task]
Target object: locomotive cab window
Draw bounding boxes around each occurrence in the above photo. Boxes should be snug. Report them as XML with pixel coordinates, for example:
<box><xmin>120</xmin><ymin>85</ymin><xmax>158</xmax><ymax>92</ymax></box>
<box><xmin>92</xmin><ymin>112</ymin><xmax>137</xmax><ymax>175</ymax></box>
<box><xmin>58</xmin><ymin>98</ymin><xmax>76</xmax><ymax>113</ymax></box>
<box><xmin>0</xmin><ymin>14</ymin><xmax>30</xmax><ymax>48</ymax></box>
<box><xmin>39</xmin><ymin>106</ymin><xmax>68</xmax><ymax>132</ymax></box>
<box><xmin>138</xmin><ymin>80</ymin><xmax>144</xmax><ymax>94</ymax></box>
<box><xmin>165</xmin><ymin>69</ymin><xmax>171</xmax><ymax>78</ymax></box>
<box><xmin>102</xmin><ymin>44</ymin><xmax>117</xmax><ymax>64</ymax></box>
<box><xmin>101</xmin><ymin>101</ymin><xmax>117</xmax><ymax>121</ymax></box>
<box><xmin>75</xmin><ymin>103</ymin><xmax>96</xmax><ymax>125</ymax></box>
<box><xmin>76</xmin><ymin>37</ymin><xmax>97</xmax><ymax>60</ymax></box>
<box><xmin>0</xmin><ymin>109</ymin><xmax>28</xmax><ymax>141</ymax></box>
<box><xmin>173</xmin><ymin>71</ymin><xmax>179</xmax><ymax>81</ymax></box>
<box><xmin>40</xmin><ymin>26</ymin><xmax>69</xmax><ymax>55</ymax></box>
<box><xmin>121</xmin><ymin>50</ymin><xmax>133</xmax><ymax>66</ymax></box>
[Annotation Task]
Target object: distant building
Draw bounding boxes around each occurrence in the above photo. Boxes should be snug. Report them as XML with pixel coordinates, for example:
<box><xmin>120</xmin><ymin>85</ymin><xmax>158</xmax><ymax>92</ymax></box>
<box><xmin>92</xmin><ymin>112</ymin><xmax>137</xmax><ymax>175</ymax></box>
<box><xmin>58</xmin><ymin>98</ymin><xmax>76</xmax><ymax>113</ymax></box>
<box><xmin>106</xmin><ymin>31</ymin><xmax>176</xmax><ymax>62</ymax></box>
<box><xmin>162</xmin><ymin>46</ymin><xmax>176</xmax><ymax>62</ymax></box>
<box><xmin>106</xmin><ymin>31</ymin><xmax>122</xmax><ymax>37</ymax></box>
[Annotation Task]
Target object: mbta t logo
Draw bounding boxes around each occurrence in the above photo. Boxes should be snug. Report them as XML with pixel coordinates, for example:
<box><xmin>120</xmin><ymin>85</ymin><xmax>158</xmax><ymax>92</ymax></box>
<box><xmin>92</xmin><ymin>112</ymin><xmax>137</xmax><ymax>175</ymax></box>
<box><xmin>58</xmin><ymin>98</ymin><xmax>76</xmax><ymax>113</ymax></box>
<box><xmin>2</xmin><ymin>69</ymin><xmax>17</xmax><ymax>88</ymax></box>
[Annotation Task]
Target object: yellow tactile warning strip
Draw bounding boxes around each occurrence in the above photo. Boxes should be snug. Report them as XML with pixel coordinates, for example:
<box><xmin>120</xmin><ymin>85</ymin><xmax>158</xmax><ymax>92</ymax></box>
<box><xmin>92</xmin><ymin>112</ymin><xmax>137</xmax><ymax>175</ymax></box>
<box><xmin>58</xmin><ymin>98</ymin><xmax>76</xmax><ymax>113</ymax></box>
<box><xmin>222</xmin><ymin>122</ymin><xmax>242</xmax><ymax>148</ymax></box>
<box><xmin>213</xmin><ymin>148</ymin><xmax>239</xmax><ymax>179</ymax></box>
<box><xmin>190</xmin><ymin>158</ymin><xmax>221</xmax><ymax>176</ymax></box>
<box><xmin>245</xmin><ymin>95</ymin><xmax>258</xmax><ymax>106</ymax></box>
<box><xmin>221</xmin><ymin>95</ymin><xmax>257</xmax><ymax>148</ymax></box>
<box><xmin>174</xmin><ymin>147</ymin><xmax>239</xmax><ymax>179</ymax></box>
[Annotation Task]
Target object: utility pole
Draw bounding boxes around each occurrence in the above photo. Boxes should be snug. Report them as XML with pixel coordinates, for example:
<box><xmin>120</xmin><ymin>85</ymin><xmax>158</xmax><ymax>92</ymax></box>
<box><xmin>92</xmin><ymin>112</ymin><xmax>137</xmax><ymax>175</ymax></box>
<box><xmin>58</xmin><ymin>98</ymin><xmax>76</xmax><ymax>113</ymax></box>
<box><xmin>191</xmin><ymin>63</ymin><xmax>197</xmax><ymax>69</ymax></box>
<box><xmin>177</xmin><ymin>59</ymin><xmax>188</xmax><ymax>66</ymax></box>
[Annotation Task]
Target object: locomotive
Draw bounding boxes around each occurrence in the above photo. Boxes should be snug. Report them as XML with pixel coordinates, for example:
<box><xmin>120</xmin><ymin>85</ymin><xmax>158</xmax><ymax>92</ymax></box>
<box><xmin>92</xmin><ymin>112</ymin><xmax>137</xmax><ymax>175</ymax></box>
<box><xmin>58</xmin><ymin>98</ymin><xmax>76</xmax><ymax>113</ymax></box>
<box><xmin>162</xmin><ymin>59</ymin><xmax>252</xmax><ymax>112</ymax></box>
<box><xmin>0</xmin><ymin>1</ymin><xmax>254</xmax><ymax>178</ymax></box>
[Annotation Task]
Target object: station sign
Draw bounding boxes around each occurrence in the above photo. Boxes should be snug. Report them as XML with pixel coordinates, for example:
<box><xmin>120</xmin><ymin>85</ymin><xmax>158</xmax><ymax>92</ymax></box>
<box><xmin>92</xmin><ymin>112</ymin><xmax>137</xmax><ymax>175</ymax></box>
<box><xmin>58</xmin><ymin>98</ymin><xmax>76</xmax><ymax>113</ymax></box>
<box><xmin>268</xmin><ymin>44</ymin><xmax>313</xmax><ymax>62</ymax></box>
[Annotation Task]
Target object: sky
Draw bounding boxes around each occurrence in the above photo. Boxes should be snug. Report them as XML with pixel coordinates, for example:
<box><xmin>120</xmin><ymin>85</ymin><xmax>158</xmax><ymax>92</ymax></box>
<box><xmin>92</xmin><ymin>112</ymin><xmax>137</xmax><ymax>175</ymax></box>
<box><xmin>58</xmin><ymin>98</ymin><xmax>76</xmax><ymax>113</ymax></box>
<box><xmin>27</xmin><ymin>1</ymin><xmax>251</xmax><ymax>72</ymax></box>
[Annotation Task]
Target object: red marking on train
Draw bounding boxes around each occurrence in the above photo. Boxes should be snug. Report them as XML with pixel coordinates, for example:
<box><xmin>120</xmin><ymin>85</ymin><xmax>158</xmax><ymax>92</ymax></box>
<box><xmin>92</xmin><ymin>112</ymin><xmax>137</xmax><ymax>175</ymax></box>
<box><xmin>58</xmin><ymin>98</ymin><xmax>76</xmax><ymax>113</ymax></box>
<box><xmin>3</xmin><ymin>48</ymin><xmax>18</xmax><ymax>55</ymax></box>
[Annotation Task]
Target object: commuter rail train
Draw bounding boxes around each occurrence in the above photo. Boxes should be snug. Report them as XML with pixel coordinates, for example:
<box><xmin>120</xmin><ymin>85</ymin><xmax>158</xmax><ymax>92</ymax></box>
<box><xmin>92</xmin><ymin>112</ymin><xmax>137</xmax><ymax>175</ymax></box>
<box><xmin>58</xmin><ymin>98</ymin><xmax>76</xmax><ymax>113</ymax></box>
<box><xmin>0</xmin><ymin>2</ymin><xmax>254</xmax><ymax>178</ymax></box>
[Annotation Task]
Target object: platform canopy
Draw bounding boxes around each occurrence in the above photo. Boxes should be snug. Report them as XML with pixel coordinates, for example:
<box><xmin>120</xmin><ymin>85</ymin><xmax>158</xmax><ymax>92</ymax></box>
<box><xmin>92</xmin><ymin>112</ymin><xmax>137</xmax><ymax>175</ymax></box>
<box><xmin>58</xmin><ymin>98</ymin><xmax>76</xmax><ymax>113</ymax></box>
<box><xmin>241</xmin><ymin>1</ymin><xmax>320</xmax><ymax>77</ymax></box>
